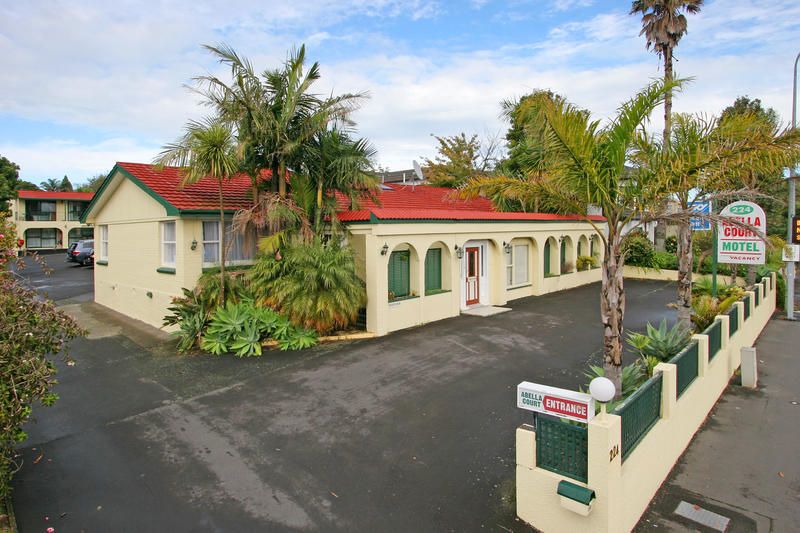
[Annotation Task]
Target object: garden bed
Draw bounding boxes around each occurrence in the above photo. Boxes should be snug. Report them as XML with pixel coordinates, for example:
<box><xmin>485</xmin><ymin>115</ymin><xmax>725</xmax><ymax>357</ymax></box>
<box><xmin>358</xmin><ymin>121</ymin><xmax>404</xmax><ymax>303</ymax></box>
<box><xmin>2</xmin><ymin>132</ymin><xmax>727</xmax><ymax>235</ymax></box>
<box><xmin>262</xmin><ymin>330</ymin><xmax>374</xmax><ymax>348</ymax></box>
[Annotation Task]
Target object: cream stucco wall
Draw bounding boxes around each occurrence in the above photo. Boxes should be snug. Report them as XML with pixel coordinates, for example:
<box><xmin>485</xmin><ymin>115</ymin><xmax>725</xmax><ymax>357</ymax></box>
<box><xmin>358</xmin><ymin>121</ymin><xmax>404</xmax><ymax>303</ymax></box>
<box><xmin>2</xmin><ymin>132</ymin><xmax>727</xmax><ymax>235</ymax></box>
<box><xmin>516</xmin><ymin>274</ymin><xmax>776</xmax><ymax>533</ymax></box>
<box><xmin>350</xmin><ymin>220</ymin><xmax>606</xmax><ymax>336</ymax></box>
<box><xmin>89</xmin><ymin>176</ymin><xmax>204</xmax><ymax>330</ymax></box>
<box><xmin>8</xmin><ymin>196</ymin><xmax>93</xmax><ymax>251</ymax></box>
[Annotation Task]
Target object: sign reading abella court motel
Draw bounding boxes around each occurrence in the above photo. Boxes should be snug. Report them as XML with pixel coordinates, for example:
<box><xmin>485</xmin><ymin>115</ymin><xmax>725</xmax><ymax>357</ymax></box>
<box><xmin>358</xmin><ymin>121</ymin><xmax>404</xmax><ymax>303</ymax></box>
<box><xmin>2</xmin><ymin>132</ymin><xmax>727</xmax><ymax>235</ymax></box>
<box><xmin>717</xmin><ymin>201</ymin><xmax>766</xmax><ymax>265</ymax></box>
<box><xmin>517</xmin><ymin>382</ymin><xmax>595</xmax><ymax>423</ymax></box>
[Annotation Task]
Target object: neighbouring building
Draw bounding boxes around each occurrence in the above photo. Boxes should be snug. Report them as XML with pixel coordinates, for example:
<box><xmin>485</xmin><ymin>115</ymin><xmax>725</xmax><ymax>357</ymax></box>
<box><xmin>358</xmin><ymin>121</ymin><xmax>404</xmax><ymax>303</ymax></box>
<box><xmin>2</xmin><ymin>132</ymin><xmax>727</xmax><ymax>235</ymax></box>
<box><xmin>8</xmin><ymin>190</ymin><xmax>95</xmax><ymax>252</ymax></box>
<box><xmin>82</xmin><ymin>162</ymin><xmax>606</xmax><ymax>334</ymax></box>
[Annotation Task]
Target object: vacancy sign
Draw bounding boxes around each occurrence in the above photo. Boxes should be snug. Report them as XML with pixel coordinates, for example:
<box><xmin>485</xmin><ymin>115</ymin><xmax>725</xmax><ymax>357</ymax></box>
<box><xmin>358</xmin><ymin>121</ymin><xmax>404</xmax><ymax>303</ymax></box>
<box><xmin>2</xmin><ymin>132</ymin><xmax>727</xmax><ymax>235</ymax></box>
<box><xmin>717</xmin><ymin>201</ymin><xmax>766</xmax><ymax>265</ymax></box>
<box><xmin>517</xmin><ymin>382</ymin><xmax>595</xmax><ymax>423</ymax></box>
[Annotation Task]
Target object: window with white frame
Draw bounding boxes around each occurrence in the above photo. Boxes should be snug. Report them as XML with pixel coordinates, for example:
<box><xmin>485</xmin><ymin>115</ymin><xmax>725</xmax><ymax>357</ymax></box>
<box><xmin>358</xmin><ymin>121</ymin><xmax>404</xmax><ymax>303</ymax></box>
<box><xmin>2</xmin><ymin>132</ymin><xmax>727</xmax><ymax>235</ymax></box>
<box><xmin>99</xmin><ymin>225</ymin><xmax>109</xmax><ymax>260</ymax></box>
<box><xmin>202</xmin><ymin>220</ymin><xmax>255</xmax><ymax>266</ymax></box>
<box><xmin>506</xmin><ymin>243</ymin><xmax>529</xmax><ymax>287</ymax></box>
<box><xmin>161</xmin><ymin>221</ymin><xmax>176</xmax><ymax>266</ymax></box>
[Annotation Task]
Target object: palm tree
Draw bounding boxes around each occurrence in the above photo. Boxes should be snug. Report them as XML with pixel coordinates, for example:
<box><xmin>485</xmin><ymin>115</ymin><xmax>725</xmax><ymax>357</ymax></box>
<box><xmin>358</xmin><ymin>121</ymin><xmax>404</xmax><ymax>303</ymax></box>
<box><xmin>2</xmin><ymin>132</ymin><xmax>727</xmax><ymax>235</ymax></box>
<box><xmin>39</xmin><ymin>178</ymin><xmax>60</xmax><ymax>191</ymax></box>
<box><xmin>301</xmin><ymin>128</ymin><xmax>379</xmax><ymax>232</ymax></box>
<box><xmin>195</xmin><ymin>44</ymin><xmax>366</xmax><ymax>199</ymax></box>
<box><xmin>631</xmin><ymin>112</ymin><xmax>800</xmax><ymax>325</ymax></box>
<box><xmin>630</xmin><ymin>0</ymin><xmax>703</xmax><ymax>143</ymax></box>
<box><xmin>156</xmin><ymin>118</ymin><xmax>239</xmax><ymax>303</ymax></box>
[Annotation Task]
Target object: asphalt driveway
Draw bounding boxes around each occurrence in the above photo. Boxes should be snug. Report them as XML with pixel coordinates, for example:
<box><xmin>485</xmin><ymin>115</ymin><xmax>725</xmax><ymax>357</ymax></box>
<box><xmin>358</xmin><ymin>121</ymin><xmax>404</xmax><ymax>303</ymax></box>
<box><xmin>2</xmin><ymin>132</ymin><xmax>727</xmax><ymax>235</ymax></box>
<box><xmin>12</xmin><ymin>278</ymin><xmax>676</xmax><ymax>532</ymax></box>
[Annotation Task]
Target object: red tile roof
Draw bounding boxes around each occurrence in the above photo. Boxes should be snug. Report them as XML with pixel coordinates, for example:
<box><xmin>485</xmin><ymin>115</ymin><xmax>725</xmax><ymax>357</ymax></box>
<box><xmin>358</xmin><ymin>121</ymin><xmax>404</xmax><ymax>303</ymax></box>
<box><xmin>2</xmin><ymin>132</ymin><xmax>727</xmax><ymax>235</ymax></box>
<box><xmin>336</xmin><ymin>184</ymin><xmax>604</xmax><ymax>223</ymax></box>
<box><xmin>18</xmin><ymin>190</ymin><xmax>94</xmax><ymax>200</ymax></box>
<box><xmin>116</xmin><ymin>162</ymin><xmax>264</xmax><ymax>211</ymax></box>
<box><xmin>110</xmin><ymin>162</ymin><xmax>601</xmax><ymax>223</ymax></box>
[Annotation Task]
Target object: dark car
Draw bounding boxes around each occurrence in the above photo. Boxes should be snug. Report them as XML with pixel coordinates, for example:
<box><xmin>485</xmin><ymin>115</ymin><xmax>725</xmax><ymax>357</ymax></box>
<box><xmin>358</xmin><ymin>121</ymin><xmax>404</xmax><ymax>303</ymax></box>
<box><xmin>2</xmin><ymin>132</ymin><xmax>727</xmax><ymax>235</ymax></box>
<box><xmin>66</xmin><ymin>239</ymin><xmax>94</xmax><ymax>266</ymax></box>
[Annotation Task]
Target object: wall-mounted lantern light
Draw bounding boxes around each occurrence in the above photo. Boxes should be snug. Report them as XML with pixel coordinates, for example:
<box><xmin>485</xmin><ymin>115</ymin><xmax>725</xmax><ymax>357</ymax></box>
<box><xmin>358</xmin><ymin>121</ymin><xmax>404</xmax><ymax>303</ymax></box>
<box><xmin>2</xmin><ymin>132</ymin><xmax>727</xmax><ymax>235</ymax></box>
<box><xmin>381</xmin><ymin>243</ymin><xmax>389</xmax><ymax>255</ymax></box>
<box><xmin>503</xmin><ymin>241</ymin><xmax>512</xmax><ymax>254</ymax></box>
<box><xmin>191</xmin><ymin>239</ymin><xmax>198</xmax><ymax>251</ymax></box>
<box><xmin>455</xmin><ymin>245</ymin><xmax>464</xmax><ymax>259</ymax></box>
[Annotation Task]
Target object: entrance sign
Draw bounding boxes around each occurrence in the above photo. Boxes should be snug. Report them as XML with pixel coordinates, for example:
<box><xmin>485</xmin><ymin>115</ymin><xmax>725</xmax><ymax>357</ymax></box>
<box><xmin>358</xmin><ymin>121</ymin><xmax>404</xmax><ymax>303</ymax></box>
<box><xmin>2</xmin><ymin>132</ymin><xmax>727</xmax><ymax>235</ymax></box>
<box><xmin>689</xmin><ymin>201</ymin><xmax>711</xmax><ymax>231</ymax></box>
<box><xmin>517</xmin><ymin>382</ymin><xmax>595</xmax><ymax>423</ymax></box>
<box><xmin>717</xmin><ymin>201</ymin><xmax>766</xmax><ymax>265</ymax></box>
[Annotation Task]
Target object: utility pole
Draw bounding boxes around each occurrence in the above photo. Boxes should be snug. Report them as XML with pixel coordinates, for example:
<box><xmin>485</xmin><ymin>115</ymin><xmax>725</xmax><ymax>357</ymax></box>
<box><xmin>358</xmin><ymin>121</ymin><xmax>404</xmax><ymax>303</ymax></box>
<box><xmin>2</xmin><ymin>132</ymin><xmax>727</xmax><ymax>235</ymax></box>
<box><xmin>787</xmin><ymin>52</ymin><xmax>799</xmax><ymax>320</ymax></box>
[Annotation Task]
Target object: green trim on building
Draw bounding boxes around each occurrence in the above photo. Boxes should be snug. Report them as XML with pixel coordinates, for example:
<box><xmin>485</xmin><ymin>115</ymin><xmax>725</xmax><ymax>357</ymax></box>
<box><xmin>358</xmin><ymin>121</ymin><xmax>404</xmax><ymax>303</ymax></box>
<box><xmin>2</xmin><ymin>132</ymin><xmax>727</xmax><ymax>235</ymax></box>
<box><xmin>156</xmin><ymin>267</ymin><xmax>176</xmax><ymax>274</ymax></box>
<box><xmin>544</xmin><ymin>240</ymin><xmax>551</xmax><ymax>276</ymax></box>
<box><xmin>95</xmin><ymin>260</ymin><xmax>108</xmax><ymax>266</ymax></box>
<box><xmin>388</xmin><ymin>250</ymin><xmax>410</xmax><ymax>298</ymax></box>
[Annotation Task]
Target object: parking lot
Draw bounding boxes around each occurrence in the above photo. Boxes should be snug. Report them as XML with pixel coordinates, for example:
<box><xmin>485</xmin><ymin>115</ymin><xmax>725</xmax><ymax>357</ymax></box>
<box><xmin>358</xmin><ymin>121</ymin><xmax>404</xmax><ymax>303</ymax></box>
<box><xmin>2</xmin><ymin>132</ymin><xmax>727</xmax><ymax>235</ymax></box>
<box><xmin>12</xmin><ymin>262</ymin><xmax>677</xmax><ymax>532</ymax></box>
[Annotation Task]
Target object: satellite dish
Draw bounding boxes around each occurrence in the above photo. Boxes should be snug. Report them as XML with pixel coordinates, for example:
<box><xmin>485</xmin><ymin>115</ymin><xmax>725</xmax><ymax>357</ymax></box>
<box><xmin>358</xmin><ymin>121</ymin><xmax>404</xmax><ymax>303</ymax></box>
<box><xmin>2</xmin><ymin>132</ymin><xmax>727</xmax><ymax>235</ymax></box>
<box><xmin>412</xmin><ymin>160</ymin><xmax>424</xmax><ymax>182</ymax></box>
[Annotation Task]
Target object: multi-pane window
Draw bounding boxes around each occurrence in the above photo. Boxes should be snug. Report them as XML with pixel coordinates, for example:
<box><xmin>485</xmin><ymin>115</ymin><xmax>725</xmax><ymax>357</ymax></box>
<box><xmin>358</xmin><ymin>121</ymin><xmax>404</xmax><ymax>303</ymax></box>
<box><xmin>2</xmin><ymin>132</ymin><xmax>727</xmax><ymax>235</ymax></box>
<box><xmin>99</xmin><ymin>225</ymin><xmax>109</xmax><ymax>260</ymax></box>
<box><xmin>24</xmin><ymin>228</ymin><xmax>58</xmax><ymax>248</ymax></box>
<box><xmin>388</xmin><ymin>250</ymin><xmax>410</xmax><ymax>299</ymax></box>
<box><xmin>161</xmin><ymin>221</ymin><xmax>177</xmax><ymax>266</ymax></box>
<box><xmin>25</xmin><ymin>200</ymin><xmax>56</xmax><ymax>221</ymax></box>
<box><xmin>67</xmin><ymin>201</ymin><xmax>88</xmax><ymax>221</ymax></box>
<box><xmin>506</xmin><ymin>244</ymin><xmax>529</xmax><ymax>287</ymax></box>
<box><xmin>68</xmin><ymin>227</ymin><xmax>94</xmax><ymax>246</ymax></box>
<box><xmin>202</xmin><ymin>220</ymin><xmax>255</xmax><ymax>266</ymax></box>
<box><xmin>424</xmin><ymin>248</ymin><xmax>442</xmax><ymax>293</ymax></box>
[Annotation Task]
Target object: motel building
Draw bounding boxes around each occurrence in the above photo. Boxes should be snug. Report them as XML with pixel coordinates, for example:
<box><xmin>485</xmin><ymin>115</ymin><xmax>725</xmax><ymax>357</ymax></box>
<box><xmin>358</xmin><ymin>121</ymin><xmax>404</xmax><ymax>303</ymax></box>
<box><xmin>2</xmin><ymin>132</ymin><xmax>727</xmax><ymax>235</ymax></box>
<box><xmin>81</xmin><ymin>162</ymin><xmax>606</xmax><ymax>336</ymax></box>
<box><xmin>8</xmin><ymin>190</ymin><xmax>95</xmax><ymax>252</ymax></box>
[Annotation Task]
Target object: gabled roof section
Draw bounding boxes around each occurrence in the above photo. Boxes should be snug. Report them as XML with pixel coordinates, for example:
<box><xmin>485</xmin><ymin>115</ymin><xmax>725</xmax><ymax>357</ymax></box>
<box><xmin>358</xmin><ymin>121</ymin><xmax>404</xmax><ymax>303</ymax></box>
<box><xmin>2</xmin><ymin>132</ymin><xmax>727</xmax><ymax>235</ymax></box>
<box><xmin>82</xmin><ymin>162</ymin><xmax>268</xmax><ymax>222</ymax></box>
<box><xmin>336</xmin><ymin>184</ymin><xmax>604</xmax><ymax>223</ymax></box>
<box><xmin>18</xmin><ymin>190</ymin><xmax>94</xmax><ymax>201</ymax></box>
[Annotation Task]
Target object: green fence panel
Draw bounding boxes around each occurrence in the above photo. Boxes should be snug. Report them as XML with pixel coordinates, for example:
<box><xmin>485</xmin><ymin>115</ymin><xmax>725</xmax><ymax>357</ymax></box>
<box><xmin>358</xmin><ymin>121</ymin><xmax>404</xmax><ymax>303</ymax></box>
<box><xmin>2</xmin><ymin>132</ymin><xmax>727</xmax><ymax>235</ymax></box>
<box><xmin>669</xmin><ymin>341</ymin><xmax>699</xmax><ymax>398</ymax></box>
<box><xmin>613</xmin><ymin>373</ymin><xmax>663</xmax><ymax>461</ymax></box>
<box><xmin>743</xmin><ymin>294</ymin><xmax>751</xmax><ymax>320</ymax></box>
<box><xmin>705</xmin><ymin>319</ymin><xmax>722</xmax><ymax>360</ymax></box>
<box><xmin>536</xmin><ymin>416</ymin><xmax>588</xmax><ymax>483</ymax></box>
<box><xmin>727</xmin><ymin>305</ymin><xmax>739</xmax><ymax>337</ymax></box>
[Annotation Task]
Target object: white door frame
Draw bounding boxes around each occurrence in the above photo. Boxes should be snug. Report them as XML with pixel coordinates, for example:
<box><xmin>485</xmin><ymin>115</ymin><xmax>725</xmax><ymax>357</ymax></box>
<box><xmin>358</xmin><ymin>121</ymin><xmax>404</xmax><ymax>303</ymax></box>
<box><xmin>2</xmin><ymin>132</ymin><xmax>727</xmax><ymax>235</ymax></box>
<box><xmin>460</xmin><ymin>240</ymin><xmax>490</xmax><ymax>309</ymax></box>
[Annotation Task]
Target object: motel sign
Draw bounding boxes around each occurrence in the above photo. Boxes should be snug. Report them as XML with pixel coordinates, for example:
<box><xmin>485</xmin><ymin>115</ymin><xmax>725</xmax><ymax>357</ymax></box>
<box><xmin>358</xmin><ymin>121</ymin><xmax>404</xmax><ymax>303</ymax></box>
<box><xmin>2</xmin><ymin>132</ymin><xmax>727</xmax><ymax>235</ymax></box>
<box><xmin>717</xmin><ymin>201</ymin><xmax>766</xmax><ymax>265</ymax></box>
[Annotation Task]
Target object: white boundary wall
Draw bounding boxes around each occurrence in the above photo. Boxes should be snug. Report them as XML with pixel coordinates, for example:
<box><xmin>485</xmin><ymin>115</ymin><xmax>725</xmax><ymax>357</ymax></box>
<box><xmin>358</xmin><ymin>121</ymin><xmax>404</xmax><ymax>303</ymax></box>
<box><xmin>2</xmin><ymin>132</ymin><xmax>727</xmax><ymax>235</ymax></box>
<box><xmin>517</xmin><ymin>273</ymin><xmax>776</xmax><ymax>533</ymax></box>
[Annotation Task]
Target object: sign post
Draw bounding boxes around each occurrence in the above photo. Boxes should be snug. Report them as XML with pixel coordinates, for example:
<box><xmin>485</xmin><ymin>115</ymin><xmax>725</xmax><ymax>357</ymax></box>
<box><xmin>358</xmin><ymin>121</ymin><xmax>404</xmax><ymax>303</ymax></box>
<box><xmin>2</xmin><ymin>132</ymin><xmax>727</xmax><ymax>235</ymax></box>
<box><xmin>517</xmin><ymin>382</ymin><xmax>595</xmax><ymax>424</ymax></box>
<box><xmin>717</xmin><ymin>201</ymin><xmax>767</xmax><ymax>266</ymax></box>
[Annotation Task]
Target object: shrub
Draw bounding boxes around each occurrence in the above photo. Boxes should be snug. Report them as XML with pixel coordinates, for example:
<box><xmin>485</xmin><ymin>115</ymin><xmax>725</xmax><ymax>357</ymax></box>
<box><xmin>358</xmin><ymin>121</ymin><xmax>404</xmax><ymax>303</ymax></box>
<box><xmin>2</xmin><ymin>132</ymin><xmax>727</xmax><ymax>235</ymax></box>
<box><xmin>583</xmin><ymin>363</ymin><xmax>646</xmax><ymax>401</ymax></box>
<box><xmin>621</xmin><ymin>230</ymin><xmax>656</xmax><ymax>268</ymax></box>
<box><xmin>690</xmin><ymin>294</ymin><xmax>739</xmax><ymax>332</ymax></box>
<box><xmin>576</xmin><ymin>255</ymin><xmax>597</xmax><ymax>271</ymax></box>
<box><xmin>195</xmin><ymin>270</ymin><xmax>252</xmax><ymax>308</ymax></box>
<box><xmin>0</xmin><ymin>216</ymin><xmax>85</xmax><ymax>498</ymax></box>
<box><xmin>249</xmin><ymin>238</ymin><xmax>366</xmax><ymax>334</ymax></box>
<box><xmin>665</xmin><ymin>235</ymin><xmax>678</xmax><ymax>254</ymax></box>
<box><xmin>653</xmin><ymin>251</ymin><xmax>677</xmax><ymax>270</ymax></box>
<box><xmin>757</xmin><ymin>266</ymin><xmax>785</xmax><ymax>309</ymax></box>
<box><xmin>163</xmin><ymin>288</ymin><xmax>212</xmax><ymax>353</ymax></box>
<box><xmin>627</xmin><ymin>319</ymin><xmax>691</xmax><ymax>362</ymax></box>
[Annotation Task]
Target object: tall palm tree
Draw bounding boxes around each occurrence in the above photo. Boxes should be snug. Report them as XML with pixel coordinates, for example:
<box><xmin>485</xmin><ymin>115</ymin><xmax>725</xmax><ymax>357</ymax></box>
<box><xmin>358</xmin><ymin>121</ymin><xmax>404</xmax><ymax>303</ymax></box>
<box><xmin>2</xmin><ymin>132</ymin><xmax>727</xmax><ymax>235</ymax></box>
<box><xmin>631</xmin><ymin>112</ymin><xmax>800</xmax><ymax>326</ymax></box>
<box><xmin>301</xmin><ymin>128</ymin><xmax>379</xmax><ymax>232</ymax></box>
<box><xmin>195</xmin><ymin>44</ymin><xmax>366</xmax><ymax>199</ymax></box>
<box><xmin>156</xmin><ymin>118</ymin><xmax>239</xmax><ymax>303</ymax></box>
<box><xmin>39</xmin><ymin>178</ymin><xmax>60</xmax><ymax>191</ymax></box>
<box><xmin>630</xmin><ymin>0</ymin><xmax>703</xmax><ymax>143</ymax></box>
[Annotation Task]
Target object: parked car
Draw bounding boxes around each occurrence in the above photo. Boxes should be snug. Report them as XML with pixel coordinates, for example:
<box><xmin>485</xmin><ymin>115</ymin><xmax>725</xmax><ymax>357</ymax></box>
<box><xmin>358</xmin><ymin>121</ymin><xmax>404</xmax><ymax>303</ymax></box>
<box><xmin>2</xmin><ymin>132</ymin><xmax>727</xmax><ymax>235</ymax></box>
<box><xmin>66</xmin><ymin>240</ymin><xmax>94</xmax><ymax>266</ymax></box>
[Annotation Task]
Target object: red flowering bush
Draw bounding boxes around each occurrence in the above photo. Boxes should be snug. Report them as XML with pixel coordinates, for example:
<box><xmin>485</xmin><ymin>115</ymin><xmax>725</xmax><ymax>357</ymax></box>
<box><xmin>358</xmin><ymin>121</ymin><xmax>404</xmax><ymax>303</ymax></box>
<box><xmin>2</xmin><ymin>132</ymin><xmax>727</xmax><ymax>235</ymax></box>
<box><xmin>0</xmin><ymin>214</ymin><xmax>85</xmax><ymax>498</ymax></box>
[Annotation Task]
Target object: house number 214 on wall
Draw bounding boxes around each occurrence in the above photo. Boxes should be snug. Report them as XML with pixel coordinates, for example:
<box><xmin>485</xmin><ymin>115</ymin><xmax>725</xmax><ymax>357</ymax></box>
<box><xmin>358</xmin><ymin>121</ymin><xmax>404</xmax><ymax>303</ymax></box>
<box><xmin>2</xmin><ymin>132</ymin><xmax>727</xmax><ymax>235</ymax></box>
<box><xmin>609</xmin><ymin>444</ymin><xmax>619</xmax><ymax>462</ymax></box>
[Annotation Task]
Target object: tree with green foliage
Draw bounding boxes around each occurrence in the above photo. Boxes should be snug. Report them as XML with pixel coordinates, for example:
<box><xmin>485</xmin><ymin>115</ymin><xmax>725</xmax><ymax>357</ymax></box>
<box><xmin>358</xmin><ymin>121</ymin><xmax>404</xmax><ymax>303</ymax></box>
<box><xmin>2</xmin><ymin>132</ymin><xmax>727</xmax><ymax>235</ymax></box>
<box><xmin>423</xmin><ymin>133</ymin><xmax>496</xmax><ymax>188</ymax></box>
<box><xmin>15</xmin><ymin>181</ymin><xmax>39</xmax><ymax>191</ymax></box>
<box><xmin>630</xmin><ymin>0</ymin><xmax>704</xmax><ymax>142</ymax></box>
<box><xmin>0</xmin><ymin>155</ymin><xmax>21</xmax><ymax>209</ymax></box>
<box><xmin>0</xmin><ymin>216</ymin><xmax>85</xmax><ymax>498</ymax></box>
<box><xmin>77</xmin><ymin>174</ymin><xmax>107</xmax><ymax>193</ymax></box>
<box><xmin>59</xmin><ymin>175</ymin><xmax>73</xmax><ymax>192</ymax></box>
<box><xmin>157</xmin><ymin>119</ymin><xmax>240</xmax><ymax>304</ymax></box>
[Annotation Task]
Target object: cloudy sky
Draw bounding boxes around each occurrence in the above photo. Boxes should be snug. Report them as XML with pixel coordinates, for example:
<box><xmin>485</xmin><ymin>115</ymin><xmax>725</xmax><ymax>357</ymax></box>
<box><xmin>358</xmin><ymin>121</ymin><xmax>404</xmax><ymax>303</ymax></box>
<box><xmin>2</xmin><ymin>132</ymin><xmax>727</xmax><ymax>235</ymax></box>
<box><xmin>1</xmin><ymin>0</ymin><xmax>799</xmax><ymax>185</ymax></box>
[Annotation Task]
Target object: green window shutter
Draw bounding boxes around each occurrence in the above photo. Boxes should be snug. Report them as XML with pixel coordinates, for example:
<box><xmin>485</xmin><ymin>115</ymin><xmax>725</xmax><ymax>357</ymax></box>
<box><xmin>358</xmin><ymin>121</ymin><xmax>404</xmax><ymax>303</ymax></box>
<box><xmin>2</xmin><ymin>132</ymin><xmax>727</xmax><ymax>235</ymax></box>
<box><xmin>544</xmin><ymin>241</ymin><xmax>551</xmax><ymax>275</ymax></box>
<box><xmin>425</xmin><ymin>248</ymin><xmax>442</xmax><ymax>292</ymax></box>
<box><xmin>560</xmin><ymin>240</ymin><xmax>567</xmax><ymax>269</ymax></box>
<box><xmin>388</xmin><ymin>251</ymin><xmax>410</xmax><ymax>297</ymax></box>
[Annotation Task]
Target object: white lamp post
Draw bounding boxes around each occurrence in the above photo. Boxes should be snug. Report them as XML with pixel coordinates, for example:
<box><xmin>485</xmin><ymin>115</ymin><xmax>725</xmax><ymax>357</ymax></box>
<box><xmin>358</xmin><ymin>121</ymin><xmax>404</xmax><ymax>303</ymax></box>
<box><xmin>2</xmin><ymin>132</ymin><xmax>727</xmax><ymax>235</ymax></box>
<box><xmin>589</xmin><ymin>377</ymin><xmax>616</xmax><ymax>415</ymax></box>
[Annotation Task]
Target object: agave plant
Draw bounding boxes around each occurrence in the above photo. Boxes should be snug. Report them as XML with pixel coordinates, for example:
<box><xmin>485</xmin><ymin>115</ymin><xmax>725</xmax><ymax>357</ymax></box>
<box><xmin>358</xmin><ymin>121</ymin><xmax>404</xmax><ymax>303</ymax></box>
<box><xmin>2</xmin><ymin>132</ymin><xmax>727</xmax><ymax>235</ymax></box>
<box><xmin>626</xmin><ymin>318</ymin><xmax>691</xmax><ymax>362</ymax></box>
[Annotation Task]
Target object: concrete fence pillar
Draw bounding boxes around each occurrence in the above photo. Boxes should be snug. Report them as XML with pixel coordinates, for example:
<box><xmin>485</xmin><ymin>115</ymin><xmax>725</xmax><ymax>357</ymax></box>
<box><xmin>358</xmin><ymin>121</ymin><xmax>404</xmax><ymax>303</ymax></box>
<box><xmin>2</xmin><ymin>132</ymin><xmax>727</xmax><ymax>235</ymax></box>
<box><xmin>693</xmin><ymin>334</ymin><xmax>710</xmax><ymax>378</ymax></box>
<box><xmin>587</xmin><ymin>412</ymin><xmax>623</xmax><ymax>532</ymax></box>
<box><xmin>516</xmin><ymin>424</ymin><xmax>536</xmax><ymax>468</ymax></box>
<box><xmin>653</xmin><ymin>363</ymin><xmax>677</xmax><ymax>420</ymax></box>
